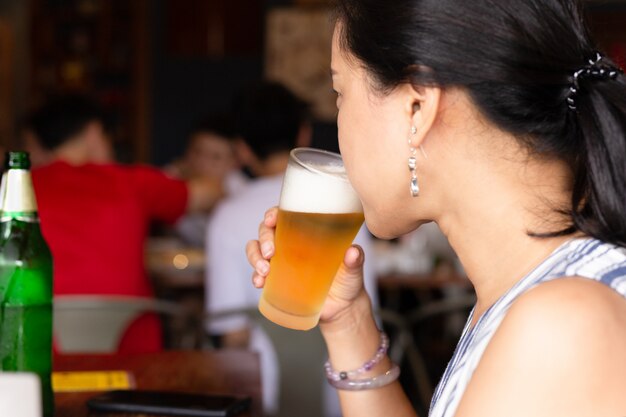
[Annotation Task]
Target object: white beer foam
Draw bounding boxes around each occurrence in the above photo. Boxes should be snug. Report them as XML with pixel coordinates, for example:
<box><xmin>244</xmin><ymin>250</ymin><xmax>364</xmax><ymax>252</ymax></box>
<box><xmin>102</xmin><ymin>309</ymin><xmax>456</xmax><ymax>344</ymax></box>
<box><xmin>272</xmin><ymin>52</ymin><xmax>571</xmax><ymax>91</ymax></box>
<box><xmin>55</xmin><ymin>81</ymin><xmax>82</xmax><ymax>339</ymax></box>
<box><xmin>279</xmin><ymin>162</ymin><xmax>363</xmax><ymax>214</ymax></box>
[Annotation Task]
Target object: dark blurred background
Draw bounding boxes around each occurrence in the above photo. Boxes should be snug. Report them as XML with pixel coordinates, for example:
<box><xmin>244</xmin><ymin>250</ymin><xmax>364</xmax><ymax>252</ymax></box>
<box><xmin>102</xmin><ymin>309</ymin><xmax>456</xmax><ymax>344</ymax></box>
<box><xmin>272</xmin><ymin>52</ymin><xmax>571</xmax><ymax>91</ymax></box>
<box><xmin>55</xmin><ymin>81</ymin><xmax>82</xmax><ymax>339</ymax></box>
<box><xmin>0</xmin><ymin>0</ymin><xmax>342</xmax><ymax>166</ymax></box>
<box><xmin>0</xmin><ymin>0</ymin><xmax>623</xmax><ymax>167</ymax></box>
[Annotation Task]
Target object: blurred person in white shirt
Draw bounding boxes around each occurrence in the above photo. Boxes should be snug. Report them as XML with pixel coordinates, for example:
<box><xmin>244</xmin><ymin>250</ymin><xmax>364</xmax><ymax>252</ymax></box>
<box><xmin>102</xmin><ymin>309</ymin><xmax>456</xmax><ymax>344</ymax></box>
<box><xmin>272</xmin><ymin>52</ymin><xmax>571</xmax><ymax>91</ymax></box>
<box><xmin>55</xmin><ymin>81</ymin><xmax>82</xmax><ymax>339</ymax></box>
<box><xmin>205</xmin><ymin>81</ymin><xmax>377</xmax><ymax>416</ymax></box>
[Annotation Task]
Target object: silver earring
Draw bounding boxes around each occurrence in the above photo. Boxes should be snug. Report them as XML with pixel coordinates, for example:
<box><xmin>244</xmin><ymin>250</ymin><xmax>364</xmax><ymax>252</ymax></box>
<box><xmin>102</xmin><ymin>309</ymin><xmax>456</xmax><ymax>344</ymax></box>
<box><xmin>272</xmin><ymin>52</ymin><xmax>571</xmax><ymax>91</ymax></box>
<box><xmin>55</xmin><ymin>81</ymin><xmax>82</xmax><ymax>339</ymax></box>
<box><xmin>408</xmin><ymin>156</ymin><xmax>419</xmax><ymax>197</ymax></box>
<box><xmin>408</xmin><ymin>125</ymin><xmax>419</xmax><ymax>197</ymax></box>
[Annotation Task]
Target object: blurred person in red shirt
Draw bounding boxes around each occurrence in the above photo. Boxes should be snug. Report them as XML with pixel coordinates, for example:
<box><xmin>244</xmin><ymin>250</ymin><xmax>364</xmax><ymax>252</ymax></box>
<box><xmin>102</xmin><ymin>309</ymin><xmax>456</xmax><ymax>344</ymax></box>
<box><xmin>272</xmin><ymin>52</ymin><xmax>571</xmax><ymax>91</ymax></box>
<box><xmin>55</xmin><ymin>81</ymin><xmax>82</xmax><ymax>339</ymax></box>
<box><xmin>25</xmin><ymin>95</ymin><xmax>222</xmax><ymax>353</ymax></box>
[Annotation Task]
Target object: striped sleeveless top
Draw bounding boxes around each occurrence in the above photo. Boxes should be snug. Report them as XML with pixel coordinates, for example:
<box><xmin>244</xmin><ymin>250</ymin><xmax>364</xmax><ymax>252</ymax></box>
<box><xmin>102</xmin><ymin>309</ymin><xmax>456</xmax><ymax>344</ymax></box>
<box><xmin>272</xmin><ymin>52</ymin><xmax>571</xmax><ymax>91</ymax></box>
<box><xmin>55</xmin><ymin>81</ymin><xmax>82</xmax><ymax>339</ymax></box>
<box><xmin>429</xmin><ymin>238</ymin><xmax>626</xmax><ymax>417</ymax></box>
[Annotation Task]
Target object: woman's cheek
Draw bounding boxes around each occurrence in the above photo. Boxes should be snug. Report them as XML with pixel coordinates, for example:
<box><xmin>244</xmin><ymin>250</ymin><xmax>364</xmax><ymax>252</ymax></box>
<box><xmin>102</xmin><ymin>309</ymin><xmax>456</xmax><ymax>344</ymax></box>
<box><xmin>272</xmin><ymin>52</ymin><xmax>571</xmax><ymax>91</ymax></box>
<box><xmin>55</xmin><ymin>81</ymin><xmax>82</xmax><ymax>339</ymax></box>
<box><xmin>337</xmin><ymin>105</ymin><xmax>358</xmax><ymax>149</ymax></box>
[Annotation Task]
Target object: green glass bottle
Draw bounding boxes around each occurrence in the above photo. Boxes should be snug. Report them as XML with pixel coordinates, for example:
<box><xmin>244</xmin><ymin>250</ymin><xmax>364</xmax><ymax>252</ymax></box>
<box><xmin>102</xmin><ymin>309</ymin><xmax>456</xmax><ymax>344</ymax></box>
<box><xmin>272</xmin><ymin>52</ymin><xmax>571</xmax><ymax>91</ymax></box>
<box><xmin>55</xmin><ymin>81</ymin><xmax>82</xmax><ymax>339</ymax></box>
<box><xmin>0</xmin><ymin>152</ymin><xmax>53</xmax><ymax>416</ymax></box>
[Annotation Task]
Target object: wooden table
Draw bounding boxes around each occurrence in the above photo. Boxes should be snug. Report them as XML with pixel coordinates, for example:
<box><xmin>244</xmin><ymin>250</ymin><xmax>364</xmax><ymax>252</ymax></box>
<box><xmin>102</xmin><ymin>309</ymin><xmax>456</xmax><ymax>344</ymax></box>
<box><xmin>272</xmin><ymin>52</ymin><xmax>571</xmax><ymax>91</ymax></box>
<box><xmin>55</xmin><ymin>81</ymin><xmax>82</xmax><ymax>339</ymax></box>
<box><xmin>54</xmin><ymin>350</ymin><xmax>262</xmax><ymax>417</ymax></box>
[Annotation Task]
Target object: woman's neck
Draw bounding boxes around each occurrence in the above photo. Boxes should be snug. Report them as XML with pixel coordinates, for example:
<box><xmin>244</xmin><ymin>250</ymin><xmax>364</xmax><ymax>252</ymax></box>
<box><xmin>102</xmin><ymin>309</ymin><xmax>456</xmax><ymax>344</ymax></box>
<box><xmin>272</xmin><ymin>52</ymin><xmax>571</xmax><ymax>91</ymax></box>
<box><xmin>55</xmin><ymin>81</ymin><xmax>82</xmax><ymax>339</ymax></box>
<box><xmin>440</xmin><ymin>211</ymin><xmax>573</xmax><ymax>325</ymax></box>
<box><xmin>433</xmin><ymin>132</ymin><xmax>577</xmax><ymax>323</ymax></box>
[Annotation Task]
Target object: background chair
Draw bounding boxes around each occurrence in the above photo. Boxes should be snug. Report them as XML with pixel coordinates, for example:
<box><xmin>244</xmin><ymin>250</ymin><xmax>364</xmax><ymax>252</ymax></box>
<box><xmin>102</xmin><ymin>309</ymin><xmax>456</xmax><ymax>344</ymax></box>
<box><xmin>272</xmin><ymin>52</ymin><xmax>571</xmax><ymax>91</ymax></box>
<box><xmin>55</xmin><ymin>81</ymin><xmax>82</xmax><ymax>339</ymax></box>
<box><xmin>53</xmin><ymin>295</ymin><xmax>194</xmax><ymax>353</ymax></box>
<box><xmin>376</xmin><ymin>308</ymin><xmax>433</xmax><ymax>413</ymax></box>
<box><xmin>203</xmin><ymin>308</ymin><xmax>327</xmax><ymax>417</ymax></box>
<box><xmin>203</xmin><ymin>302</ymin><xmax>475</xmax><ymax>417</ymax></box>
<box><xmin>404</xmin><ymin>293</ymin><xmax>476</xmax><ymax>413</ymax></box>
<box><xmin>204</xmin><ymin>307</ymin><xmax>436</xmax><ymax>417</ymax></box>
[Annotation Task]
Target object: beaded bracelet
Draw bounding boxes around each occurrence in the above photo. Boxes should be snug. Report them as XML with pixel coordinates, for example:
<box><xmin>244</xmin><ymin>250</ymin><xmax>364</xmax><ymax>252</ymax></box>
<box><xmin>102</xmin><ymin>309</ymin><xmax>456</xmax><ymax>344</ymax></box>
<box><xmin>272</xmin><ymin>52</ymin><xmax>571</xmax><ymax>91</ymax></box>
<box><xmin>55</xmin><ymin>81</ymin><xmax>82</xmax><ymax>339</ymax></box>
<box><xmin>324</xmin><ymin>331</ymin><xmax>389</xmax><ymax>382</ymax></box>
<box><xmin>327</xmin><ymin>363</ymin><xmax>401</xmax><ymax>391</ymax></box>
<box><xmin>324</xmin><ymin>331</ymin><xmax>400</xmax><ymax>391</ymax></box>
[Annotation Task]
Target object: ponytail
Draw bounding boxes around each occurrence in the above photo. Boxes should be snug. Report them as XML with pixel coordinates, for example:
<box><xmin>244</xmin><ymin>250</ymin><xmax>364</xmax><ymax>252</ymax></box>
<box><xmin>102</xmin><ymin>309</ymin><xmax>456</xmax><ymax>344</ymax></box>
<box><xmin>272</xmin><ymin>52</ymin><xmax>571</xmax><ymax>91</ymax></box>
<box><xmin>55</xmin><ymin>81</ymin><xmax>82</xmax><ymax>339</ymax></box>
<box><xmin>571</xmin><ymin>71</ymin><xmax>626</xmax><ymax>246</ymax></box>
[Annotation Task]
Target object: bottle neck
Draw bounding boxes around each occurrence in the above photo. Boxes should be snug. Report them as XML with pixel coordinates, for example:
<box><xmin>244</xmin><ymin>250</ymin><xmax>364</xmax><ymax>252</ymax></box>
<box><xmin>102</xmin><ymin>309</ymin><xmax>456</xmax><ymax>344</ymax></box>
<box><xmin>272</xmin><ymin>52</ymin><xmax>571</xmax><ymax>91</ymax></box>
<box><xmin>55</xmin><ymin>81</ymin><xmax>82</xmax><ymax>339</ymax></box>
<box><xmin>0</xmin><ymin>169</ymin><xmax>38</xmax><ymax>221</ymax></box>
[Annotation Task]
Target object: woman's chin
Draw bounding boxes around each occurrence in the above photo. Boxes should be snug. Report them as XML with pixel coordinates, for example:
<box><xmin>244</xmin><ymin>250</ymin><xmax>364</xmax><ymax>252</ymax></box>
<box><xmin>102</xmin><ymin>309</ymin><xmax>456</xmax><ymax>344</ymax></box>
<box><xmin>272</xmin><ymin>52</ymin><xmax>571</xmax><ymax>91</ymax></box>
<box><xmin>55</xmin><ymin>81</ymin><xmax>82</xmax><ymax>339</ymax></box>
<box><xmin>363</xmin><ymin>216</ymin><xmax>408</xmax><ymax>240</ymax></box>
<box><xmin>364</xmin><ymin>212</ymin><xmax>430</xmax><ymax>240</ymax></box>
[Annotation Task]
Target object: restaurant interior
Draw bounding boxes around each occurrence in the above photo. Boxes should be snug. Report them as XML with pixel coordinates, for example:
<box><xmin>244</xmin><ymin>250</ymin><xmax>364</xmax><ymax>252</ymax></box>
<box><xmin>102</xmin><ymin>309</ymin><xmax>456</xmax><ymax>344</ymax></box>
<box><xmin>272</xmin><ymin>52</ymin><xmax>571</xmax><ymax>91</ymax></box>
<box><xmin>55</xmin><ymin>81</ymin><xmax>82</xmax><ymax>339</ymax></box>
<box><xmin>0</xmin><ymin>1</ymin><xmax>625</xmax><ymax>416</ymax></box>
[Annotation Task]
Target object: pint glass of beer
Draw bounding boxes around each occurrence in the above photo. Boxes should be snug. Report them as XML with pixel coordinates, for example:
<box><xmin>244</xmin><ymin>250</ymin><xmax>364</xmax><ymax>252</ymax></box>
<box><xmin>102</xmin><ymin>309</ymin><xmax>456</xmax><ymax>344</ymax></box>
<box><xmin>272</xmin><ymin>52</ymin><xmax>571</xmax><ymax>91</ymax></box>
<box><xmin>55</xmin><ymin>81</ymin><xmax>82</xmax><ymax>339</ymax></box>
<box><xmin>258</xmin><ymin>148</ymin><xmax>364</xmax><ymax>330</ymax></box>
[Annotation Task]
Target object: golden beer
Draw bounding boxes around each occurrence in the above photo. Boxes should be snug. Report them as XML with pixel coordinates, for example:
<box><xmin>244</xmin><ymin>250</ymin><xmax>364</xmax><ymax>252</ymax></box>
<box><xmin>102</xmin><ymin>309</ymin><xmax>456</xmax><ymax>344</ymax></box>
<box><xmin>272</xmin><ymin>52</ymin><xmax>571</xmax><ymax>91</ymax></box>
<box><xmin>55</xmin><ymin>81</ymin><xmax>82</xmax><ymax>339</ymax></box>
<box><xmin>259</xmin><ymin>148</ymin><xmax>364</xmax><ymax>330</ymax></box>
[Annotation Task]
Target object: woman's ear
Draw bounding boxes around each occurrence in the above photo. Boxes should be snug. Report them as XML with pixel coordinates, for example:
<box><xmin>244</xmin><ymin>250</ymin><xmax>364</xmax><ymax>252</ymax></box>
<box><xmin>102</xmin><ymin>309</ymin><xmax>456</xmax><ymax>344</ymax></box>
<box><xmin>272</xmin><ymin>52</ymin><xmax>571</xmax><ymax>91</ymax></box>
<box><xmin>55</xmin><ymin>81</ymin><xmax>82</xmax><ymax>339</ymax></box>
<box><xmin>405</xmin><ymin>84</ymin><xmax>441</xmax><ymax>148</ymax></box>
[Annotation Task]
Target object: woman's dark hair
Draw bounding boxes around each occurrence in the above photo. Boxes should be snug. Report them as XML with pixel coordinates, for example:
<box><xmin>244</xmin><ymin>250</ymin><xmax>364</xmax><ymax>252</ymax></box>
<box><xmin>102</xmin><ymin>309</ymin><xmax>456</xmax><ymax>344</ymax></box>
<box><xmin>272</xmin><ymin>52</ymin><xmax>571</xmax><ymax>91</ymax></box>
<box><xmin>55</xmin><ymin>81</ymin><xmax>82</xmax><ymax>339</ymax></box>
<box><xmin>232</xmin><ymin>81</ymin><xmax>309</xmax><ymax>161</ymax></box>
<box><xmin>335</xmin><ymin>0</ymin><xmax>626</xmax><ymax>247</ymax></box>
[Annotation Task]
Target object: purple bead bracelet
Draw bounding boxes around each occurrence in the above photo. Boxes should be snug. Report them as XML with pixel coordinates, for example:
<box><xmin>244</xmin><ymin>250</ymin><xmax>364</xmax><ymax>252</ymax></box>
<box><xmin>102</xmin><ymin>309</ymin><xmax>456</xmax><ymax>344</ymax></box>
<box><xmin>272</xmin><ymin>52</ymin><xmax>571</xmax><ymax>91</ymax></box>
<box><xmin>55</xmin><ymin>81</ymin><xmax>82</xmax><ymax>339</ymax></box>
<box><xmin>324</xmin><ymin>331</ymin><xmax>390</xmax><ymax>382</ymax></box>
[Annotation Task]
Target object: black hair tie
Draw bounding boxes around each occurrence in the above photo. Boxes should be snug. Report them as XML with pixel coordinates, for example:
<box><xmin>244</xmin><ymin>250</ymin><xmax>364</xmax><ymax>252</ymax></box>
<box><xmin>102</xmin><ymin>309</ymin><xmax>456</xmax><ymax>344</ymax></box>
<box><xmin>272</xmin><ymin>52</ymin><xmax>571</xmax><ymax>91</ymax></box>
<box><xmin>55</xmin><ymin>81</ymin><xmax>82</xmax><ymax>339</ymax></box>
<box><xmin>567</xmin><ymin>52</ymin><xmax>623</xmax><ymax>111</ymax></box>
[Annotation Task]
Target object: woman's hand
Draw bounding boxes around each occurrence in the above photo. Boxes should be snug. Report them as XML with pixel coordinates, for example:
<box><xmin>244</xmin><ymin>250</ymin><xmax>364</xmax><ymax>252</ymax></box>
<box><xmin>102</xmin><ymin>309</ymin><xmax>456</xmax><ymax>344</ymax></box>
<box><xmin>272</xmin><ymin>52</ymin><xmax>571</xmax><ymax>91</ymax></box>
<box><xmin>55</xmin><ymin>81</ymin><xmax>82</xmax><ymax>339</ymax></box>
<box><xmin>248</xmin><ymin>208</ymin><xmax>415</xmax><ymax>417</ymax></box>
<box><xmin>245</xmin><ymin>207</ymin><xmax>369</xmax><ymax>326</ymax></box>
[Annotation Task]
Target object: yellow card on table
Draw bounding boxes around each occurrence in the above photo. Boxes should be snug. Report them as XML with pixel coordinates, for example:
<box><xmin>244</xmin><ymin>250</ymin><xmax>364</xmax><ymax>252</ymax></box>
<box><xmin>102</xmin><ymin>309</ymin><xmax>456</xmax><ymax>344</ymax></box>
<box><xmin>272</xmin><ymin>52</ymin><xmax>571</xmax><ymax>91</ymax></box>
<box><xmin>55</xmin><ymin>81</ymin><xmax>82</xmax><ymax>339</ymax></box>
<box><xmin>52</xmin><ymin>371</ymin><xmax>134</xmax><ymax>392</ymax></box>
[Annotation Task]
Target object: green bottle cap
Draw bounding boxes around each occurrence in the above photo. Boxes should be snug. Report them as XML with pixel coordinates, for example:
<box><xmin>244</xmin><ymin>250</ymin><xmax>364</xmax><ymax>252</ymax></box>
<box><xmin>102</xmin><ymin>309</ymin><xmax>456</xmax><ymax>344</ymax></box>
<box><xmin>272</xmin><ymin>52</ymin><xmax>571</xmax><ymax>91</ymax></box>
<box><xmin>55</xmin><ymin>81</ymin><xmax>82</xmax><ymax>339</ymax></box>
<box><xmin>4</xmin><ymin>152</ymin><xmax>31</xmax><ymax>170</ymax></box>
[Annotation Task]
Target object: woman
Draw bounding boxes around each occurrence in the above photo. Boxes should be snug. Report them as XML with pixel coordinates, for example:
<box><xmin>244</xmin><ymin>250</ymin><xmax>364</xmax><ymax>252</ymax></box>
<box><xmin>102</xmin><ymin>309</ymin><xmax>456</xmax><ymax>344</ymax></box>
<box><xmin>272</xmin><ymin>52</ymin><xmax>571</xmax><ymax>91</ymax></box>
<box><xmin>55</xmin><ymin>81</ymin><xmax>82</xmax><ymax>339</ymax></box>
<box><xmin>247</xmin><ymin>0</ymin><xmax>626</xmax><ymax>415</ymax></box>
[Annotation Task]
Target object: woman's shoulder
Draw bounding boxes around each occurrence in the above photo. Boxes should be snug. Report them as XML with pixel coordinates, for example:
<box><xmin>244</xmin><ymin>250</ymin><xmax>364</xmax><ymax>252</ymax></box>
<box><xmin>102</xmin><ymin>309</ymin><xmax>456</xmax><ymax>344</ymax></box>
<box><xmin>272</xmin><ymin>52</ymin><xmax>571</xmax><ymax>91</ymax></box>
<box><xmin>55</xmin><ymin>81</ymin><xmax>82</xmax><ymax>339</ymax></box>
<box><xmin>455</xmin><ymin>276</ymin><xmax>626</xmax><ymax>417</ymax></box>
<box><xmin>502</xmin><ymin>275</ymin><xmax>626</xmax><ymax>367</ymax></box>
<box><xmin>511</xmin><ymin>276</ymin><xmax>626</xmax><ymax>336</ymax></box>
